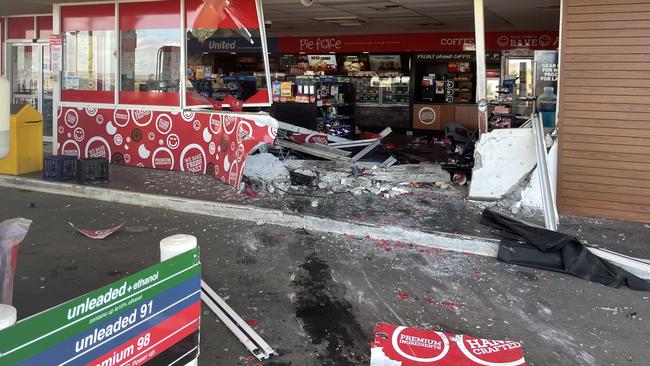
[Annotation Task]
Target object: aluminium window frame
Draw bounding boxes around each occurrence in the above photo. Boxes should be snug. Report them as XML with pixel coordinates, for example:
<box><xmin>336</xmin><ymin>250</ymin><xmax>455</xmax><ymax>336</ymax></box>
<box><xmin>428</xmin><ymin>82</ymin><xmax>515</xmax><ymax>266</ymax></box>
<box><xmin>53</xmin><ymin>0</ymin><xmax>272</xmax><ymax>113</ymax></box>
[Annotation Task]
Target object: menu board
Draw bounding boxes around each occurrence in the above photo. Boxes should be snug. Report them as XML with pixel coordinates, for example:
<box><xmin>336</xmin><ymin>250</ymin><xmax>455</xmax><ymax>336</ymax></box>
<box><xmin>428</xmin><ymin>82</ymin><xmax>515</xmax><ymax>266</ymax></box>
<box><xmin>307</xmin><ymin>55</ymin><xmax>338</xmax><ymax>68</ymax></box>
<box><xmin>369</xmin><ymin>55</ymin><xmax>402</xmax><ymax>71</ymax></box>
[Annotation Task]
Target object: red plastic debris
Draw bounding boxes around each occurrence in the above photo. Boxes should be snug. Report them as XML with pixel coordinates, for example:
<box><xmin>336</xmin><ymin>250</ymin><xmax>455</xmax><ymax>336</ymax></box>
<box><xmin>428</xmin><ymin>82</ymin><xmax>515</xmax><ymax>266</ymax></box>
<box><xmin>375</xmin><ymin>240</ymin><xmax>393</xmax><ymax>252</ymax></box>
<box><xmin>245</xmin><ymin>319</ymin><xmax>258</xmax><ymax>327</ymax></box>
<box><xmin>398</xmin><ymin>291</ymin><xmax>411</xmax><ymax>302</ymax></box>
<box><xmin>362</xmin><ymin>132</ymin><xmax>382</xmax><ymax>139</ymax></box>
<box><xmin>244</xmin><ymin>187</ymin><xmax>258</xmax><ymax>198</ymax></box>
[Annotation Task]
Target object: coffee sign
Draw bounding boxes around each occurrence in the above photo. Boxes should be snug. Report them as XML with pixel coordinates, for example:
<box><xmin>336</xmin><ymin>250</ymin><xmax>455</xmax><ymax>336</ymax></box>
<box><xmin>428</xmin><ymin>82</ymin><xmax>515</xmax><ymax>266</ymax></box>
<box><xmin>418</xmin><ymin>107</ymin><xmax>437</xmax><ymax>125</ymax></box>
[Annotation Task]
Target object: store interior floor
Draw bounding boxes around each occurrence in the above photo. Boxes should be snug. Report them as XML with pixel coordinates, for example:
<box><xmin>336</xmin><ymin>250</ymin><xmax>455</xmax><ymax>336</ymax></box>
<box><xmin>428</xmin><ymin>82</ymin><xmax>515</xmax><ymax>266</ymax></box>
<box><xmin>383</xmin><ymin>131</ymin><xmax>455</xmax><ymax>164</ymax></box>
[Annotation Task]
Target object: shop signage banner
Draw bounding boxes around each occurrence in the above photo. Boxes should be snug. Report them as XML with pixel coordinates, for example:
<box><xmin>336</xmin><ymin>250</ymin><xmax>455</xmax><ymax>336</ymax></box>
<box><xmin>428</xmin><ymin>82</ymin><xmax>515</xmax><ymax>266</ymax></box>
<box><xmin>414</xmin><ymin>51</ymin><xmax>501</xmax><ymax>63</ymax></box>
<box><xmin>50</xmin><ymin>34</ymin><xmax>63</xmax><ymax>72</ymax></box>
<box><xmin>187</xmin><ymin>37</ymin><xmax>265</xmax><ymax>54</ymax></box>
<box><xmin>371</xmin><ymin>323</ymin><xmax>526</xmax><ymax>366</ymax></box>
<box><xmin>276</xmin><ymin>31</ymin><xmax>558</xmax><ymax>53</ymax></box>
<box><xmin>0</xmin><ymin>249</ymin><xmax>201</xmax><ymax>366</ymax></box>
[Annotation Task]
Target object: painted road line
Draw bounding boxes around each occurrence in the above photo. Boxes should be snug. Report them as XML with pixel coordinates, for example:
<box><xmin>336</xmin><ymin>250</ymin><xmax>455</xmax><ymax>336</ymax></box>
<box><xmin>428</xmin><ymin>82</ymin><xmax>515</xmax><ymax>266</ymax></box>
<box><xmin>168</xmin><ymin>347</ymin><xmax>200</xmax><ymax>366</ymax></box>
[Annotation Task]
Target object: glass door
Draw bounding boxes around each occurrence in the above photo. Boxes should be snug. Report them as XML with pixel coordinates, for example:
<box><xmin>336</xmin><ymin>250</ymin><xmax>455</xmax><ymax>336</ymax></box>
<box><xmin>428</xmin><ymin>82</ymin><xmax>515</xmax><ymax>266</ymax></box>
<box><xmin>9</xmin><ymin>43</ymin><xmax>53</xmax><ymax>141</ymax></box>
<box><xmin>10</xmin><ymin>44</ymin><xmax>39</xmax><ymax>109</ymax></box>
<box><xmin>42</xmin><ymin>45</ymin><xmax>54</xmax><ymax>141</ymax></box>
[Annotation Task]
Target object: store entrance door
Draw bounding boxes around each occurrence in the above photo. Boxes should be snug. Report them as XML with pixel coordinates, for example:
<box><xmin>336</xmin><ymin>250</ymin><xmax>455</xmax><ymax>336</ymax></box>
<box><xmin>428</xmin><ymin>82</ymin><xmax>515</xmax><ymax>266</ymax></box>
<box><xmin>8</xmin><ymin>43</ymin><xmax>53</xmax><ymax>142</ymax></box>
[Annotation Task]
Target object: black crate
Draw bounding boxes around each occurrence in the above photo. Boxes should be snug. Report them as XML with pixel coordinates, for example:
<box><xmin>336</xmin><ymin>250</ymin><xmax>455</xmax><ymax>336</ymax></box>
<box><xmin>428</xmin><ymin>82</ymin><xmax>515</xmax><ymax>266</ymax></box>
<box><xmin>77</xmin><ymin>158</ymin><xmax>110</xmax><ymax>184</ymax></box>
<box><xmin>43</xmin><ymin>155</ymin><xmax>78</xmax><ymax>181</ymax></box>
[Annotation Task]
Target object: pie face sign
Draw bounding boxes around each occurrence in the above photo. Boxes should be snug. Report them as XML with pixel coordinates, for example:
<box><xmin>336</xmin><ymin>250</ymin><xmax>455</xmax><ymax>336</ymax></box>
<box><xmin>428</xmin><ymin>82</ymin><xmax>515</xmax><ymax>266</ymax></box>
<box><xmin>371</xmin><ymin>323</ymin><xmax>526</xmax><ymax>366</ymax></box>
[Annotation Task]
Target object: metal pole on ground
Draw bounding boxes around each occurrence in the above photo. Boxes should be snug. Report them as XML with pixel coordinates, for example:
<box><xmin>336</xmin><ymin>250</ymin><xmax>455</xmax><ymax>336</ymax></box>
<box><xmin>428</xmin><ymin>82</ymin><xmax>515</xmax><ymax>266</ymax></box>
<box><xmin>160</xmin><ymin>234</ymin><xmax>199</xmax><ymax>366</ymax></box>
<box><xmin>473</xmin><ymin>0</ymin><xmax>488</xmax><ymax>133</ymax></box>
<box><xmin>531</xmin><ymin>109</ymin><xmax>559</xmax><ymax>231</ymax></box>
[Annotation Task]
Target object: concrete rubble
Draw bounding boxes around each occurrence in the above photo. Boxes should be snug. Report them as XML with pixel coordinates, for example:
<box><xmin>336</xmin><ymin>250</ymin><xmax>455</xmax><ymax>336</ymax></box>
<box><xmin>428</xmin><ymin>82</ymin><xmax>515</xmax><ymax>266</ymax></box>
<box><xmin>243</xmin><ymin>154</ymin><xmax>451</xmax><ymax>198</ymax></box>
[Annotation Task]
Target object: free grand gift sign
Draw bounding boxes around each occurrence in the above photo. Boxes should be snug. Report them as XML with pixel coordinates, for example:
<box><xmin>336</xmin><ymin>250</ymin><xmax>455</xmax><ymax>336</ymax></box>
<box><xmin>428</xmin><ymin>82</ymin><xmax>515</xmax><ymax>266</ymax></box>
<box><xmin>0</xmin><ymin>249</ymin><xmax>201</xmax><ymax>366</ymax></box>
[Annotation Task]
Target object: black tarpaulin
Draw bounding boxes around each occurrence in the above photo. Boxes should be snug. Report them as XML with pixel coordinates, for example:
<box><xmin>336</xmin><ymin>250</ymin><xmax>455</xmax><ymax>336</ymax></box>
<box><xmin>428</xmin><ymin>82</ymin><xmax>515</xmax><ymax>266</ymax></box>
<box><xmin>481</xmin><ymin>209</ymin><xmax>650</xmax><ymax>291</ymax></box>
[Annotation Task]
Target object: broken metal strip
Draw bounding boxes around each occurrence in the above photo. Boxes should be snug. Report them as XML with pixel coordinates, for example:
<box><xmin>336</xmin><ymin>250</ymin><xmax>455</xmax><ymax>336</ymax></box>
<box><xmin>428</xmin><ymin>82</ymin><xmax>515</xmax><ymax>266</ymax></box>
<box><xmin>329</xmin><ymin>139</ymin><xmax>380</xmax><ymax>148</ymax></box>
<box><xmin>350</xmin><ymin>127</ymin><xmax>393</xmax><ymax>162</ymax></box>
<box><xmin>532</xmin><ymin>112</ymin><xmax>559</xmax><ymax>231</ymax></box>
<box><xmin>351</xmin><ymin>140</ymin><xmax>382</xmax><ymax>162</ymax></box>
<box><xmin>276</xmin><ymin>121</ymin><xmax>350</xmax><ymax>143</ymax></box>
<box><xmin>277</xmin><ymin>140</ymin><xmax>353</xmax><ymax>162</ymax></box>
<box><xmin>587</xmin><ymin>247</ymin><xmax>650</xmax><ymax>280</ymax></box>
<box><xmin>378</xmin><ymin>127</ymin><xmax>393</xmax><ymax>138</ymax></box>
<box><xmin>307</xmin><ymin>143</ymin><xmax>353</xmax><ymax>157</ymax></box>
<box><xmin>380</xmin><ymin>156</ymin><xmax>398</xmax><ymax>168</ymax></box>
<box><xmin>331</xmin><ymin>128</ymin><xmax>393</xmax><ymax>149</ymax></box>
<box><xmin>201</xmin><ymin>280</ymin><xmax>277</xmax><ymax>361</ymax></box>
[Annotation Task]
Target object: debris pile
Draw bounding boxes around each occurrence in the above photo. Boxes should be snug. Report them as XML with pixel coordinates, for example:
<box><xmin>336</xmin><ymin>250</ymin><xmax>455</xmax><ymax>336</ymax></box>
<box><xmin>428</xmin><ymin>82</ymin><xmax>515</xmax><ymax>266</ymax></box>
<box><xmin>242</xmin><ymin>121</ymin><xmax>454</xmax><ymax>197</ymax></box>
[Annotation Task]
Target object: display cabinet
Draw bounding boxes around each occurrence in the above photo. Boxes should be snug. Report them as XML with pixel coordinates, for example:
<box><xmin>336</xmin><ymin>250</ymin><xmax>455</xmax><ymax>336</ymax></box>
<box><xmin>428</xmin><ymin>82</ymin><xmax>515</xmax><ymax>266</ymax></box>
<box><xmin>350</xmin><ymin>75</ymin><xmax>410</xmax><ymax>106</ymax></box>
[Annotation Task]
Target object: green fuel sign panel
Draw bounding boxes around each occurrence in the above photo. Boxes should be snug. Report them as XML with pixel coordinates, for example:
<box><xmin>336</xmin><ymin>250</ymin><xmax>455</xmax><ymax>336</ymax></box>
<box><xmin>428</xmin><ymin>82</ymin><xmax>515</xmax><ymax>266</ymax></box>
<box><xmin>0</xmin><ymin>249</ymin><xmax>201</xmax><ymax>366</ymax></box>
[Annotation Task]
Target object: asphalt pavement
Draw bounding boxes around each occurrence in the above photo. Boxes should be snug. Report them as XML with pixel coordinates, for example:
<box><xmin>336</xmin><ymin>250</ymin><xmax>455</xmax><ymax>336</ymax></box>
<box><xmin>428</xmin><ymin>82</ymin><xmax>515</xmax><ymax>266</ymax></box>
<box><xmin>1</xmin><ymin>187</ymin><xmax>648</xmax><ymax>365</ymax></box>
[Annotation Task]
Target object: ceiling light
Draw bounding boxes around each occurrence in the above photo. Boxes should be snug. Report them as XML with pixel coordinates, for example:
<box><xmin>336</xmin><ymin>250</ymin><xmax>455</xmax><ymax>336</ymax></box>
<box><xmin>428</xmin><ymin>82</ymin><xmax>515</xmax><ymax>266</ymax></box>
<box><xmin>314</xmin><ymin>16</ymin><xmax>365</xmax><ymax>26</ymax></box>
<box><xmin>300</xmin><ymin>0</ymin><xmax>316</xmax><ymax>7</ymax></box>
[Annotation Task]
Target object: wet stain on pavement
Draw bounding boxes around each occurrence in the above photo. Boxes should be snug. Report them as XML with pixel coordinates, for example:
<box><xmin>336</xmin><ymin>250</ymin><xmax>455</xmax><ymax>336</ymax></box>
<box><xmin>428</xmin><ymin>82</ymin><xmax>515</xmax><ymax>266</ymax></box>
<box><xmin>291</xmin><ymin>254</ymin><xmax>368</xmax><ymax>366</ymax></box>
<box><xmin>106</xmin><ymin>270</ymin><xmax>123</xmax><ymax>278</ymax></box>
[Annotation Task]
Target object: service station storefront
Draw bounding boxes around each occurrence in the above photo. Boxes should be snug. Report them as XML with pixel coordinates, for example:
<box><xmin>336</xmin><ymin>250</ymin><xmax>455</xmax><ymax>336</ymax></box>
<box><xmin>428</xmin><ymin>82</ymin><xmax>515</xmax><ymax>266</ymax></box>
<box><xmin>1</xmin><ymin>0</ymin><xmax>557</xmax><ymax>189</ymax></box>
<box><xmin>2</xmin><ymin>0</ymin><xmax>278</xmax><ymax>188</ymax></box>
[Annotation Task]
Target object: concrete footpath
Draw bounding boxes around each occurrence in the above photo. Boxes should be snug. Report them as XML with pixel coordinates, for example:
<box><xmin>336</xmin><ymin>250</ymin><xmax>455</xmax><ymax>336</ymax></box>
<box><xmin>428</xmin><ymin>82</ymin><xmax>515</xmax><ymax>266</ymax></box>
<box><xmin>2</xmin><ymin>187</ymin><xmax>649</xmax><ymax>366</ymax></box>
<box><xmin>4</xmin><ymin>165</ymin><xmax>650</xmax><ymax>259</ymax></box>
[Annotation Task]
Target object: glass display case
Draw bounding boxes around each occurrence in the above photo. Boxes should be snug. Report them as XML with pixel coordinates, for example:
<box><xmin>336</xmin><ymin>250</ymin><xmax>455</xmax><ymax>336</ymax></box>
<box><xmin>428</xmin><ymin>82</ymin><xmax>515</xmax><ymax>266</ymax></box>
<box><xmin>351</xmin><ymin>76</ymin><xmax>379</xmax><ymax>104</ymax></box>
<box><xmin>380</xmin><ymin>76</ymin><xmax>410</xmax><ymax>105</ymax></box>
<box><xmin>350</xmin><ymin>75</ymin><xmax>410</xmax><ymax>106</ymax></box>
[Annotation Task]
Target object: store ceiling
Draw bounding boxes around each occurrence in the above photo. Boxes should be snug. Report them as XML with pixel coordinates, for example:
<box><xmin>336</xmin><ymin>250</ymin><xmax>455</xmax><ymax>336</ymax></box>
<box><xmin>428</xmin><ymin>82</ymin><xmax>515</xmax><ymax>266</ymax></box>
<box><xmin>1</xmin><ymin>0</ymin><xmax>560</xmax><ymax>35</ymax></box>
<box><xmin>263</xmin><ymin>0</ymin><xmax>560</xmax><ymax>36</ymax></box>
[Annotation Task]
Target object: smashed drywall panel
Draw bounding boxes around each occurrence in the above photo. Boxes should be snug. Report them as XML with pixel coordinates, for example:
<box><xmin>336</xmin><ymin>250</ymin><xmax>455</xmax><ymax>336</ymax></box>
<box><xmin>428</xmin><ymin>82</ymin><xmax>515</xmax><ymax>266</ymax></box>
<box><xmin>469</xmin><ymin>128</ymin><xmax>537</xmax><ymax>200</ymax></box>
<box><xmin>520</xmin><ymin>142</ymin><xmax>558</xmax><ymax>209</ymax></box>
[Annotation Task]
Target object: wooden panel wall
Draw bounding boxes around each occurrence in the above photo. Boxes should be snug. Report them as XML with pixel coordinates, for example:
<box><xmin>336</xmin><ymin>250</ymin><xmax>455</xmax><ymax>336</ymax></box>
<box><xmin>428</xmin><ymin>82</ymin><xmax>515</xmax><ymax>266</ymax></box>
<box><xmin>558</xmin><ymin>0</ymin><xmax>650</xmax><ymax>222</ymax></box>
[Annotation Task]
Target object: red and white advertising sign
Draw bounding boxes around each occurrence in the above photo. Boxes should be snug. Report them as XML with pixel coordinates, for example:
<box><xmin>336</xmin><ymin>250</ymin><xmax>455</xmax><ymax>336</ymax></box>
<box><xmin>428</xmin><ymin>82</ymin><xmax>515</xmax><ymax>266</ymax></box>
<box><xmin>289</xmin><ymin>133</ymin><xmax>329</xmax><ymax>145</ymax></box>
<box><xmin>277</xmin><ymin>32</ymin><xmax>558</xmax><ymax>53</ymax></box>
<box><xmin>69</xmin><ymin>222</ymin><xmax>125</xmax><ymax>240</ymax></box>
<box><xmin>57</xmin><ymin>107</ymin><xmax>277</xmax><ymax>188</ymax></box>
<box><xmin>371</xmin><ymin>323</ymin><xmax>526</xmax><ymax>366</ymax></box>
